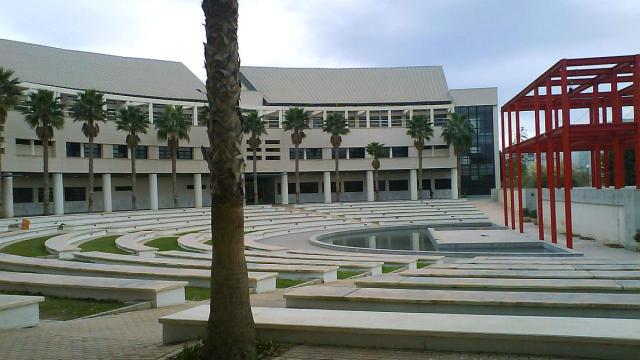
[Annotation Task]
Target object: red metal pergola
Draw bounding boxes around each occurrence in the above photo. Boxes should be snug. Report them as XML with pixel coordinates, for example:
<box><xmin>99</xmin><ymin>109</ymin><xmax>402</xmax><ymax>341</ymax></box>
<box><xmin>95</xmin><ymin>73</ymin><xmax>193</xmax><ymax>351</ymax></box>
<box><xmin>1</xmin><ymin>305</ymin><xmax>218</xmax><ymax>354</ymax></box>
<box><xmin>501</xmin><ymin>55</ymin><xmax>640</xmax><ymax>249</ymax></box>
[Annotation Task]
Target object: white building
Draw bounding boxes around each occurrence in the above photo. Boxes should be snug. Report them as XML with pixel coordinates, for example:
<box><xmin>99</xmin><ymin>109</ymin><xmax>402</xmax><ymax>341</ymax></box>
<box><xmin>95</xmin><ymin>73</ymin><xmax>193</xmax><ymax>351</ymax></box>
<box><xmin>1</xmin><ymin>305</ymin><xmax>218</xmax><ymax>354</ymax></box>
<box><xmin>0</xmin><ymin>39</ymin><xmax>498</xmax><ymax>216</ymax></box>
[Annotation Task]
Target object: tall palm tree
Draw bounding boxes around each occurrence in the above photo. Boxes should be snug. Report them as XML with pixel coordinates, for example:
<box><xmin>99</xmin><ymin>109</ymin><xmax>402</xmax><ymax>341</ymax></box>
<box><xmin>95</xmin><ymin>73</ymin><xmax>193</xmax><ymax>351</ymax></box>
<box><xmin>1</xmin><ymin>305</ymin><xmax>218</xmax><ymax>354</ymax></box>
<box><xmin>203</xmin><ymin>0</ymin><xmax>256</xmax><ymax>358</ymax></box>
<box><xmin>322</xmin><ymin>112</ymin><xmax>350</xmax><ymax>202</ymax></box>
<box><xmin>155</xmin><ymin>105</ymin><xmax>190</xmax><ymax>208</ymax></box>
<box><xmin>0</xmin><ymin>67</ymin><xmax>24</xmax><ymax>218</ymax></box>
<box><xmin>406</xmin><ymin>115</ymin><xmax>433</xmax><ymax>199</ymax></box>
<box><xmin>21</xmin><ymin>90</ymin><xmax>64</xmax><ymax>215</ymax></box>
<box><xmin>70</xmin><ymin>89</ymin><xmax>106</xmax><ymax>212</ymax></box>
<box><xmin>442</xmin><ymin>112</ymin><xmax>475</xmax><ymax>197</ymax></box>
<box><xmin>242</xmin><ymin>111</ymin><xmax>267</xmax><ymax>205</ymax></box>
<box><xmin>282</xmin><ymin>107</ymin><xmax>310</xmax><ymax>204</ymax></box>
<box><xmin>366</xmin><ymin>142</ymin><xmax>385</xmax><ymax>201</ymax></box>
<box><xmin>115</xmin><ymin>106</ymin><xmax>148</xmax><ymax>210</ymax></box>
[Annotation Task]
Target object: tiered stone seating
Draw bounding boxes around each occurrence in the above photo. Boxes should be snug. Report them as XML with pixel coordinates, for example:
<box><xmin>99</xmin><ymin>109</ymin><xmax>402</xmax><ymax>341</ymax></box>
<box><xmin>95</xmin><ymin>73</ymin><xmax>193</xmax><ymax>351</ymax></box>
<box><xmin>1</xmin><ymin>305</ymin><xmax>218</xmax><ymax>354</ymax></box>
<box><xmin>0</xmin><ymin>294</ymin><xmax>44</xmax><ymax>329</ymax></box>
<box><xmin>402</xmin><ymin>267</ymin><xmax>640</xmax><ymax>279</ymax></box>
<box><xmin>0</xmin><ymin>228</ymin><xmax>59</xmax><ymax>249</ymax></box>
<box><xmin>44</xmin><ymin>230</ymin><xmax>108</xmax><ymax>259</ymax></box>
<box><xmin>0</xmin><ymin>271</ymin><xmax>186</xmax><ymax>307</ymax></box>
<box><xmin>115</xmin><ymin>231</ymin><xmax>160</xmax><ymax>256</ymax></box>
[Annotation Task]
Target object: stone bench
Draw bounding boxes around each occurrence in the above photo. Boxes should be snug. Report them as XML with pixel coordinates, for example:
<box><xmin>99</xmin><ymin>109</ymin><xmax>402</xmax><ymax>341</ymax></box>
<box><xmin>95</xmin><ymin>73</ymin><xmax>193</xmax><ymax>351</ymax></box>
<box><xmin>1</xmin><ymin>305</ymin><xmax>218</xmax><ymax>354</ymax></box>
<box><xmin>0</xmin><ymin>271</ymin><xmax>186</xmax><ymax>307</ymax></box>
<box><xmin>0</xmin><ymin>253</ymin><xmax>276</xmax><ymax>292</ymax></box>
<box><xmin>286</xmin><ymin>249</ymin><xmax>442</xmax><ymax>265</ymax></box>
<box><xmin>437</xmin><ymin>263</ymin><xmax>640</xmax><ymax>271</ymax></box>
<box><xmin>44</xmin><ymin>230</ymin><xmax>108</xmax><ymax>259</ymax></box>
<box><xmin>355</xmin><ymin>274</ymin><xmax>640</xmax><ymax>293</ymax></box>
<box><xmin>457</xmin><ymin>257</ymin><xmax>640</xmax><ymax>265</ymax></box>
<box><xmin>284</xmin><ymin>285</ymin><xmax>640</xmax><ymax>319</ymax></box>
<box><xmin>378</xmin><ymin>219</ymin><xmax>493</xmax><ymax>227</ymax></box>
<box><xmin>0</xmin><ymin>294</ymin><xmax>44</xmax><ymax>329</ymax></box>
<box><xmin>105</xmin><ymin>217</ymin><xmax>212</xmax><ymax>235</ymax></box>
<box><xmin>158</xmin><ymin>250</ymin><xmax>384</xmax><ymax>276</ymax></box>
<box><xmin>0</xmin><ymin>228</ymin><xmax>59</xmax><ymax>249</ymax></box>
<box><xmin>159</xmin><ymin>305</ymin><xmax>640</xmax><ymax>359</ymax></box>
<box><xmin>114</xmin><ymin>231</ymin><xmax>159</xmax><ymax>257</ymax></box>
<box><xmin>402</xmin><ymin>268</ymin><xmax>640</xmax><ymax>280</ymax></box>
<box><xmin>177</xmin><ymin>232</ymin><xmax>212</xmax><ymax>252</ymax></box>
<box><xmin>245</xmin><ymin>250</ymin><xmax>417</xmax><ymax>270</ymax></box>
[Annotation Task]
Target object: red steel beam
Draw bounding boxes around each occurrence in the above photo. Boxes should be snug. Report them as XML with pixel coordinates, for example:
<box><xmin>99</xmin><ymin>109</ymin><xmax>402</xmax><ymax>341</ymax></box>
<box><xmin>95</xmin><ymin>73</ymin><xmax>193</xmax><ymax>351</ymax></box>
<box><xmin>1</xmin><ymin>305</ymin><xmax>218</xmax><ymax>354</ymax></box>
<box><xmin>516</xmin><ymin>106</ymin><xmax>524</xmax><ymax>233</ymax></box>
<box><xmin>534</xmin><ymin>87</ymin><xmax>544</xmax><ymax>240</ymax></box>
<box><xmin>545</xmin><ymin>78</ymin><xmax>558</xmax><ymax>244</ymax></box>
<box><xmin>508</xmin><ymin>111</ymin><xmax>515</xmax><ymax>230</ymax></box>
<box><xmin>560</xmin><ymin>60</ymin><xmax>573</xmax><ymax>249</ymax></box>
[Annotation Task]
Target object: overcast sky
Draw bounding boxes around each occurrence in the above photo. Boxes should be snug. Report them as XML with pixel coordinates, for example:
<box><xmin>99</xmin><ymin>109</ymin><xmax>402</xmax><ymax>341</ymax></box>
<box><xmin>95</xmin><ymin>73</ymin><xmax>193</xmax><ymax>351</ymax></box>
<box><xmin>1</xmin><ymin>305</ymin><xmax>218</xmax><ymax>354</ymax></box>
<box><xmin>2</xmin><ymin>0</ymin><xmax>639</xmax><ymax>109</ymax></box>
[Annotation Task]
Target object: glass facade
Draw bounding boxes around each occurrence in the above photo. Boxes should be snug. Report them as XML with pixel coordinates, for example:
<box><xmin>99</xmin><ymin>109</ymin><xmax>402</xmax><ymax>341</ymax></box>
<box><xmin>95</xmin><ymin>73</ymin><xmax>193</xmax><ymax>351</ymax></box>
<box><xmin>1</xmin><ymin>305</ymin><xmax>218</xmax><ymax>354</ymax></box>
<box><xmin>455</xmin><ymin>105</ymin><xmax>496</xmax><ymax>195</ymax></box>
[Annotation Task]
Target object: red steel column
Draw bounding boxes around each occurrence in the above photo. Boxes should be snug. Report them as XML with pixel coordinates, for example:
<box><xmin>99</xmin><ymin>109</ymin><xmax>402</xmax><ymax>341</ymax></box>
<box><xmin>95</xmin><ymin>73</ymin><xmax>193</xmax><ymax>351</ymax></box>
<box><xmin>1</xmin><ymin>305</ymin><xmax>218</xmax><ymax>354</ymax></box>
<box><xmin>560</xmin><ymin>60</ymin><xmax>573</xmax><ymax>249</ymax></box>
<box><xmin>612</xmin><ymin>71</ymin><xmax>625</xmax><ymax>189</ymax></box>
<box><xmin>545</xmin><ymin>78</ymin><xmax>558</xmax><ymax>244</ymax></box>
<box><xmin>635</xmin><ymin>55</ymin><xmax>640</xmax><ymax>188</ymax></box>
<box><xmin>501</xmin><ymin>111</ymin><xmax>508</xmax><ymax>225</ymax></box>
<box><xmin>603</xmin><ymin>149</ymin><xmax>610</xmax><ymax>188</ymax></box>
<box><xmin>554</xmin><ymin>108</ymin><xmax>561</xmax><ymax>188</ymax></box>
<box><xmin>515</xmin><ymin>105</ymin><xmax>524</xmax><ymax>233</ymax></box>
<box><xmin>534</xmin><ymin>87</ymin><xmax>544</xmax><ymax>240</ymax></box>
<box><xmin>593</xmin><ymin>85</ymin><xmax>602</xmax><ymax>189</ymax></box>
<box><xmin>508</xmin><ymin>111</ymin><xmax>515</xmax><ymax>230</ymax></box>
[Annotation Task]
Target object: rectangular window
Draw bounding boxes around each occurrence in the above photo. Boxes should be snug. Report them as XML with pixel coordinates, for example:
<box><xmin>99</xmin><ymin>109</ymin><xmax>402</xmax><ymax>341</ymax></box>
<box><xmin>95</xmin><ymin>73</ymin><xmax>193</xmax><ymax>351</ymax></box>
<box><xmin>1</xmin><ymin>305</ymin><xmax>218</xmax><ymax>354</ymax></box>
<box><xmin>66</xmin><ymin>142</ymin><xmax>81</xmax><ymax>158</ymax></box>
<box><xmin>380</xmin><ymin>147</ymin><xmax>390</xmax><ymax>158</ymax></box>
<box><xmin>391</xmin><ymin>146</ymin><xmax>408</xmax><ymax>158</ymax></box>
<box><xmin>177</xmin><ymin>147</ymin><xmax>193</xmax><ymax>160</ymax></box>
<box><xmin>344</xmin><ymin>181</ymin><xmax>363</xmax><ymax>192</ymax></box>
<box><xmin>115</xmin><ymin>186</ymin><xmax>132</xmax><ymax>192</ymax></box>
<box><xmin>435</xmin><ymin>179</ymin><xmax>452</xmax><ymax>189</ymax></box>
<box><xmin>266</xmin><ymin>117</ymin><xmax>279</xmax><ymax>128</ymax></box>
<box><xmin>264</xmin><ymin>139</ymin><xmax>280</xmax><ymax>145</ymax></box>
<box><xmin>265</xmin><ymin>148</ymin><xmax>280</xmax><ymax>152</ymax></box>
<box><xmin>348</xmin><ymin>147</ymin><xmax>365</xmax><ymax>159</ymax></box>
<box><xmin>159</xmin><ymin>146</ymin><xmax>171</xmax><ymax>160</ymax></box>
<box><xmin>187</xmin><ymin>184</ymin><xmax>207</xmax><ymax>190</ymax></box>
<box><xmin>37</xmin><ymin>188</ymin><xmax>53</xmax><ymax>202</ymax></box>
<box><xmin>289</xmin><ymin>148</ymin><xmax>304</xmax><ymax>160</ymax></box>
<box><xmin>300</xmin><ymin>182</ymin><xmax>319</xmax><ymax>194</ymax></box>
<box><xmin>390</xmin><ymin>111</ymin><xmax>404</xmax><ymax>127</ymax></box>
<box><xmin>389</xmin><ymin>180</ymin><xmax>408</xmax><ymax>191</ymax></box>
<box><xmin>312</xmin><ymin>116</ymin><xmax>323</xmax><ymax>129</ymax></box>
<box><xmin>13</xmin><ymin>188</ymin><xmax>33</xmax><ymax>203</ymax></box>
<box><xmin>135</xmin><ymin>146</ymin><xmax>148</xmax><ymax>159</ymax></box>
<box><xmin>15</xmin><ymin>139</ymin><xmax>30</xmax><ymax>145</ymax></box>
<box><xmin>113</xmin><ymin>144</ymin><xmax>128</xmax><ymax>159</ymax></box>
<box><xmin>247</xmin><ymin>155</ymin><xmax>262</xmax><ymax>160</ymax></box>
<box><xmin>265</xmin><ymin>156</ymin><xmax>280</xmax><ymax>160</ymax></box>
<box><xmin>377</xmin><ymin>180</ymin><xmax>386</xmax><ymax>191</ymax></box>
<box><xmin>305</xmin><ymin>148</ymin><xmax>323</xmax><ymax>160</ymax></box>
<box><xmin>93</xmin><ymin>187</ymin><xmax>102</xmax><ymax>192</ymax></box>
<box><xmin>422</xmin><ymin>180</ymin><xmax>431</xmax><ymax>190</ymax></box>
<box><xmin>332</xmin><ymin>148</ymin><xmax>347</xmax><ymax>159</ymax></box>
<box><xmin>64</xmin><ymin>187</ymin><xmax>86</xmax><ymax>201</ymax></box>
<box><xmin>434</xmin><ymin>144</ymin><xmax>449</xmax><ymax>150</ymax></box>
<box><xmin>83</xmin><ymin>143</ymin><xmax>102</xmax><ymax>158</ymax></box>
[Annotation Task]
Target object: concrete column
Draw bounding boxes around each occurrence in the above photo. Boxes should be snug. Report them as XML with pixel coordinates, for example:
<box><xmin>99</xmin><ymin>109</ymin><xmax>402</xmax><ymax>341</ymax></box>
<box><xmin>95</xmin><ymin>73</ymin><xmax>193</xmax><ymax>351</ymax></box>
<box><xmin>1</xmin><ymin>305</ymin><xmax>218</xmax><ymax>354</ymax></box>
<box><xmin>278</xmin><ymin>109</ymin><xmax>284</xmax><ymax>128</ymax></box>
<box><xmin>367</xmin><ymin>235</ymin><xmax>376</xmax><ymax>249</ymax></box>
<box><xmin>194</xmin><ymin>173</ymin><xmax>203</xmax><ymax>208</ymax></box>
<box><xmin>451</xmin><ymin>168</ymin><xmax>459</xmax><ymax>199</ymax></box>
<box><xmin>102</xmin><ymin>174</ymin><xmax>112</xmax><ymax>213</ymax></box>
<box><xmin>409</xmin><ymin>169</ymin><xmax>418</xmax><ymax>201</ymax></box>
<box><xmin>3</xmin><ymin>174</ymin><xmax>13</xmax><ymax>218</ymax></box>
<box><xmin>149</xmin><ymin>174</ymin><xmax>158</xmax><ymax>210</ymax></box>
<box><xmin>323</xmin><ymin>171</ymin><xmax>331</xmax><ymax>204</ymax></box>
<box><xmin>281</xmin><ymin>173</ymin><xmax>289</xmax><ymax>205</ymax></box>
<box><xmin>193</xmin><ymin>106</ymin><xmax>198</xmax><ymax>126</ymax></box>
<box><xmin>148</xmin><ymin>103</ymin><xmax>153</xmax><ymax>123</ymax></box>
<box><xmin>411</xmin><ymin>232</ymin><xmax>420</xmax><ymax>251</ymax></box>
<box><xmin>53</xmin><ymin>173</ymin><xmax>64</xmax><ymax>215</ymax></box>
<box><xmin>365</xmin><ymin>110</ymin><xmax>370</xmax><ymax>128</ymax></box>
<box><xmin>366</xmin><ymin>170</ymin><xmax>374</xmax><ymax>202</ymax></box>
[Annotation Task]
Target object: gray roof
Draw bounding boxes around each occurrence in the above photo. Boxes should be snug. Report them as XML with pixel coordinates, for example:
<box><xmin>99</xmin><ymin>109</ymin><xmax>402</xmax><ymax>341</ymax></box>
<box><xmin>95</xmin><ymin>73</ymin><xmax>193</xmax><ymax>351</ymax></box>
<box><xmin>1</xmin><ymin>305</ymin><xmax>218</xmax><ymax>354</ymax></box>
<box><xmin>449</xmin><ymin>88</ymin><xmax>498</xmax><ymax>106</ymax></box>
<box><xmin>240</xmin><ymin>66</ymin><xmax>451</xmax><ymax>105</ymax></box>
<box><xmin>0</xmin><ymin>38</ymin><xmax>205</xmax><ymax>101</ymax></box>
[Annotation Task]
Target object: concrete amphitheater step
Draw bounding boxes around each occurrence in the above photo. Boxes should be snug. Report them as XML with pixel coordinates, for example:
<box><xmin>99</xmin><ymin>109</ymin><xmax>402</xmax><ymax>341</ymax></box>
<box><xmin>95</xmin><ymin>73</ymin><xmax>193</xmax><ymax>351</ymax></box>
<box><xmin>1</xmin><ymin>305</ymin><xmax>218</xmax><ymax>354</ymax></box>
<box><xmin>402</xmin><ymin>268</ymin><xmax>640</xmax><ymax>280</ymax></box>
<box><xmin>0</xmin><ymin>294</ymin><xmax>44</xmax><ymax>329</ymax></box>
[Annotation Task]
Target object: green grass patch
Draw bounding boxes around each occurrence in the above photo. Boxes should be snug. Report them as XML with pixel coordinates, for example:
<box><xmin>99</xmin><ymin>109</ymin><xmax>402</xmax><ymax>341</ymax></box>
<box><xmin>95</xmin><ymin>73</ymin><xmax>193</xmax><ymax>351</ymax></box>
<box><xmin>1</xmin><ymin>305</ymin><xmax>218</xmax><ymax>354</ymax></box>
<box><xmin>4</xmin><ymin>291</ymin><xmax>123</xmax><ymax>320</ymax></box>
<box><xmin>417</xmin><ymin>261</ymin><xmax>432</xmax><ymax>269</ymax></box>
<box><xmin>0</xmin><ymin>235</ymin><xmax>53</xmax><ymax>257</ymax></box>
<box><xmin>185</xmin><ymin>287</ymin><xmax>211</xmax><ymax>301</ymax></box>
<box><xmin>78</xmin><ymin>235</ymin><xmax>129</xmax><ymax>255</ymax></box>
<box><xmin>382</xmin><ymin>265</ymin><xmax>403</xmax><ymax>273</ymax></box>
<box><xmin>337</xmin><ymin>270</ymin><xmax>365</xmax><ymax>280</ymax></box>
<box><xmin>145</xmin><ymin>237</ymin><xmax>181</xmax><ymax>252</ymax></box>
<box><xmin>276</xmin><ymin>278</ymin><xmax>306</xmax><ymax>288</ymax></box>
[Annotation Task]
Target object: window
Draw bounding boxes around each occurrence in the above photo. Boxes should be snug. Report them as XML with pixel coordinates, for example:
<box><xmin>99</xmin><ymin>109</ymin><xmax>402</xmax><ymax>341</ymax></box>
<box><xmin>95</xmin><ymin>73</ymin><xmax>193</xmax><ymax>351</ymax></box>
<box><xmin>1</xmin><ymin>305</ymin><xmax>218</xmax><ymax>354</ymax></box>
<box><xmin>300</xmin><ymin>182</ymin><xmax>319</xmax><ymax>193</ymax></box>
<box><xmin>390</xmin><ymin>111</ymin><xmax>404</xmax><ymax>127</ymax></box>
<box><xmin>66</xmin><ymin>142</ymin><xmax>81</xmax><ymax>157</ymax></box>
<box><xmin>435</xmin><ymin>179</ymin><xmax>452</xmax><ymax>189</ymax></box>
<box><xmin>135</xmin><ymin>146</ymin><xmax>148</xmax><ymax>159</ymax></box>
<box><xmin>15</xmin><ymin>139</ymin><xmax>30</xmax><ymax>145</ymax></box>
<box><xmin>37</xmin><ymin>188</ymin><xmax>53</xmax><ymax>202</ymax></box>
<box><xmin>266</xmin><ymin>117</ymin><xmax>279</xmax><ymax>128</ymax></box>
<box><xmin>115</xmin><ymin>186</ymin><xmax>132</xmax><ymax>191</ymax></box>
<box><xmin>377</xmin><ymin>180</ymin><xmax>386</xmax><ymax>191</ymax></box>
<box><xmin>380</xmin><ymin>147</ymin><xmax>390</xmax><ymax>158</ymax></box>
<box><xmin>369</xmin><ymin>110</ymin><xmax>388</xmax><ymax>128</ymax></box>
<box><xmin>177</xmin><ymin>147</ymin><xmax>193</xmax><ymax>160</ymax></box>
<box><xmin>392</xmin><ymin>146</ymin><xmax>408</xmax><ymax>158</ymax></box>
<box><xmin>83</xmin><ymin>143</ymin><xmax>102</xmax><ymax>158</ymax></box>
<box><xmin>187</xmin><ymin>185</ymin><xmax>207</xmax><ymax>190</ymax></box>
<box><xmin>312</xmin><ymin>116</ymin><xmax>323</xmax><ymax>128</ymax></box>
<box><xmin>344</xmin><ymin>181</ymin><xmax>363</xmax><ymax>192</ymax></box>
<box><xmin>289</xmin><ymin>148</ymin><xmax>304</xmax><ymax>160</ymax></box>
<box><xmin>265</xmin><ymin>140</ymin><xmax>280</xmax><ymax>145</ymax></box>
<box><xmin>348</xmin><ymin>147</ymin><xmax>365</xmax><ymax>159</ymax></box>
<box><xmin>305</xmin><ymin>148</ymin><xmax>322</xmax><ymax>160</ymax></box>
<box><xmin>389</xmin><ymin>180</ymin><xmax>408</xmax><ymax>191</ymax></box>
<box><xmin>434</xmin><ymin>145</ymin><xmax>449</xmax><ymax>150</ymax></box>
<box><xmin>265</xmin><ymin>148</ymin><xmax>280</xmax><ymax>152</ymax></box>
<box><xmin>113</xmin><ymin>144</ymin><xmax>128</xmax><ymax>159</ymax></box>
<box><xmin>159</xmin><ymin>146</ymin><xmax>171</xmax><ymax>159</ymax></box>
<box><xmin>422</xmin><ymin>180</ymin><xmax>431</xmax><ymax>190</ymax></box>
<box><xmin>433</xmin><ymin>109</ymin><xmax>448</xmax><ymax>126</ymax></box>
<box><xmin>247</xmin><ymin>147</ymin><xmax>260</xmax><ymax>152</ymax></box>
<box><xmin>332</xmin><ymin>148</ymin><xmax>347</xmax><ymax>159</ymax></box>
<box><xmin>34</xmin><ymin>140</ymin><xmax>53</xmax><ymax>146</ymax></box>
<box><xmin>13</xmin><ymin>188</ymin><xmax>33</xmax><ymax>203</ymax></box>
<box><xmin>93</xmin><ymin>187</ymin><xmax>102</xmax><ymax>192</ymax></box>
<box><xmin>266</xmin><ymin>156</ymin><xmax>280</xmax><ymax>160</ymax></box>
<box><xmin>64</xmin><ymin>187</ymin><xmax>86</xmax><ymax>201</ymax></box>
<box><xmin>247</xmin><ymin>155</ymin><xmax>262</xmax><ymax>160</ymax></box>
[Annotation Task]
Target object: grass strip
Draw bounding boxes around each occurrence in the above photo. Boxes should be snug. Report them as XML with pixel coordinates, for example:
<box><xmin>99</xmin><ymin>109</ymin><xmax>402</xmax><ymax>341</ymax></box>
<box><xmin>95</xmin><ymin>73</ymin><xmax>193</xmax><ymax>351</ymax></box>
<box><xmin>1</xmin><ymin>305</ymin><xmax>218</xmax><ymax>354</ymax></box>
<box><xmin>78</xmin><ymin>235</ymin><xmax>130</xmax><ymax>255</ymax></box>
<box><xmin>382</xmin><ymin>265</ymin><xmax>403</xmax><ymax>273</ymax></box>
<box><xmin>337</xmin><ymin>270</ymin><xmax>365</xmax><ymax>280</ymax></box>
<box><xmin>145</xmin><ymin>237</ymin><xmax>181</xmax><ymax>252</ymax></box>
<box><xmin>276</xmin><ymin>278</ymin><xmax>306</xmax><ymax>288</ymax></box>
<box><xmin>0</xmin><ymin>235</ymin><xmax>53</xmax><ymax>257</ymax></box>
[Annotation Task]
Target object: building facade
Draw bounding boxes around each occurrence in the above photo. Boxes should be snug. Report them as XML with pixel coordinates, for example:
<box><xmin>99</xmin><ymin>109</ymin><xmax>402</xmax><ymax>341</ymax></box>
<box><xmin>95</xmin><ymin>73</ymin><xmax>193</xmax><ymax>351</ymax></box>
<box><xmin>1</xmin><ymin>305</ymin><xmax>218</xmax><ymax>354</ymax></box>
<box><xmin>0</xmin><ymin>39</ymin><xmax>498</xmax><ymax>216</ymax></box>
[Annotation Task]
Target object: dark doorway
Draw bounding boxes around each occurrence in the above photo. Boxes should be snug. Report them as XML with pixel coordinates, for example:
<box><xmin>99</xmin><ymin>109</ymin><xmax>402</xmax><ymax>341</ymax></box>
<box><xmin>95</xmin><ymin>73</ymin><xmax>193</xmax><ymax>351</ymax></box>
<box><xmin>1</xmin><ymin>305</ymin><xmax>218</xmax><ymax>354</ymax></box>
<box><xmin>245</xmin><ymin>175</ymin><xmax>276</xmax><ymax>204</ymax></box>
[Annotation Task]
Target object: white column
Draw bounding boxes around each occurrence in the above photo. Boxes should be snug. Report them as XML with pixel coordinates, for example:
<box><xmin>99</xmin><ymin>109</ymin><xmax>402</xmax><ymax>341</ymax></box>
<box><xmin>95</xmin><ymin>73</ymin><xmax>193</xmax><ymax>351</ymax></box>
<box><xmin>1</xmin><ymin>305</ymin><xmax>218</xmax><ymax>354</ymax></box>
<box><xmin>194</xmin><ymin>173</ymin><xmax>203</xmax><ymax>208</ymax></box>
<box><xmin>323</xmin><ymin>171</ymin><xmax>331</xmax><ymax>203</ymax></box>
<box><xmin>367</xmin><ymin>235</ymin><xmax>376</xmax><ymax>249</ymax></box>
<box><xmin>149</xmin><ymin>174</ymin><xmax>158</xmax><ymax>210</ymax></box>
<box><xmin>281</xmin><ymin>173</ymin><xmax>289</xmax><ymax>205</ymax></box>
<box><xmin>193</xmin><ymin>106</ymin><xmax>199</xmax><ymax>126</ymax></box>
<box><xmin>148</xmin><ymin>103</ymin><xmax>154</xmax><ymax>123</ymax></box>
<box><xmin>102</xmin><ymin>174</ymin><xmax>112</xmax><ymax>213</ymax></box>
<box><xmin>411</xmin><ymin>232</ymin><xmax>420</xmax><ymax>251</ymax></box>
<box><xmin>53</xmin><ymin>173</ymin><xmax>64</xmax><ymax>215</ymax></box>
<box><xmin>3</xmin><ymin>174</ymin><xmax>13</xmax><ymax>218</ymax></box>
<box><xmin>387</xmin><ymin>110</ymin><xmax>392</xmax><ymax>127</ymax></box>
<box><xmin>409</xmin><ymin>169</ymin><xmax>418</xmax><ymax>201</ymax></box>
<box><xmin>278</xmin><ymin>109</ymin><xmax>284</xmax><ymax>128</ymax></box>
<box><xmin>366</xmin><ymin>170</ymin><xmax>374</xmax><ymax>202</ymax></box>
<box><xmin>365</xmin><ymin>110</ymin><xmax>370</xmax><ymax>128</ymax></box>
<box><xmin>451</xmin><ymin>168</ymin><xmax>459</xmax><ymax>199</ymax></box>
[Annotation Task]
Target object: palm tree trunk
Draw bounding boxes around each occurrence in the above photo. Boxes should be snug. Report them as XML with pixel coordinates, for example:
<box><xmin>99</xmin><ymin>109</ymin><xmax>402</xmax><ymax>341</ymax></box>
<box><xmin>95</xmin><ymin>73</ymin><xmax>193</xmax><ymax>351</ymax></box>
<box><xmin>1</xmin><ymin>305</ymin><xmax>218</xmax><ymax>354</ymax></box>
<box><xmin>294</xmin><ymin>142</ymin><xmax>300</xmax><ymax>204</ymax></box>
<box><xmin>334</xmin><ymin>146</ymin><xmax>340</xmax><ymax>202</ymax></box>
<box><xmin>88</xmin><ymin>131</ymin><xmax>94</xmax><ymax>212</ymax></box>
<box><xmin>42</xmin><ymin>136</ymin><xmax>50</xmax><ymax>216</ymax></box>
<box><xmin>172</xmin><ymin>144</ymin><xmax>178</xmax><ymax>208</ymax></box>
<box><xmin>252</xmin><ymin>147</ymin><xmax>258</xmax><ymax>205</ymax></box>
<box><xmin>131</xmin><ymin>143</ymin><xmax>137</xmax><ymax>210</ymax></box>
<box><xmin>418</xmin><ymin>150</ymin><xmax>423</xmax><ymax>200</ymax></box>
<box><xmin>374</xmin><ymin>167</ymin><xmax>379</xmax><ymax>201</ymax></box>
